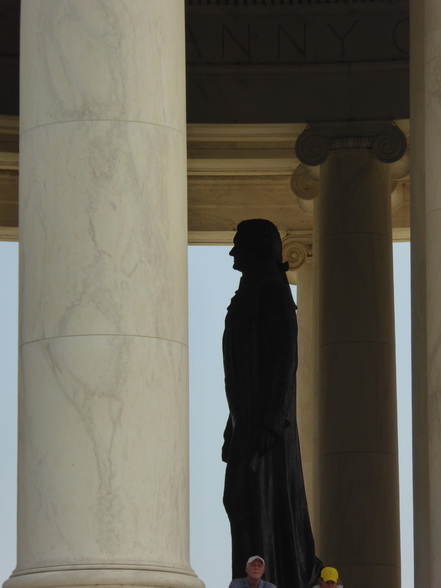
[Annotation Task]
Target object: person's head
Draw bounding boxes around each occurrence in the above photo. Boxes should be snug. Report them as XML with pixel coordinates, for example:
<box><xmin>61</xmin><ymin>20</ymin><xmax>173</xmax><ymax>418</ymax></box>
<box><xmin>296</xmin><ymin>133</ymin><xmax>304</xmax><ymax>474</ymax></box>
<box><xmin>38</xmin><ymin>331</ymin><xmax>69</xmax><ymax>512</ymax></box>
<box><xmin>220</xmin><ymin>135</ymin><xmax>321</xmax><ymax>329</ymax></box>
<box><xmin>245</xmin><ymin>555</ymin><xmax>265</xmax><ymax>581</ymax></box>
<box><xmin>229</xmin><ymin>219</ymin><xmax>283</xmax><ymax>272</ymax></box>
<box><xmin>319</xmin><ymin>566</ymin><xmax>339</xmax><ymax>587</ymax></box>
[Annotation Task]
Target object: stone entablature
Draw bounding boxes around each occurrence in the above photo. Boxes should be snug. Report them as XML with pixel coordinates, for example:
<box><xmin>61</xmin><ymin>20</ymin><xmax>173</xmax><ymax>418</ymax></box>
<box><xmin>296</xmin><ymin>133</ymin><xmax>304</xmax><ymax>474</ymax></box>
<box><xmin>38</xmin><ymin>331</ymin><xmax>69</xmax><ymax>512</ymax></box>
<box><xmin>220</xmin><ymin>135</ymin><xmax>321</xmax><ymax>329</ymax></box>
<box><xmin>187</xmin><ymin>122</ymin><xmax>409</xmax><ymax>244</ymax></box>
<box><xmin>0</xmin><ymin>118</ymin><xmax>410</xmax><ymax>245</ymax></box>
<box><xmin>185</xmin><ymin>0</ymin><xmax>409</xmax><ymax>123</ymax></box>
<box><xmin>0</xmin><ymin>116</ymin><xmax>18</xmax><ymax>241</ymax></box>
<box><xmin>186</xmin><ymin>3</ymin><xmax>408</xmax><ymax>66</ymax></box>
<box><xmin>186</xmin><ymin>1</ymin><xmax>406</xmax><ymax>6</ymax></box>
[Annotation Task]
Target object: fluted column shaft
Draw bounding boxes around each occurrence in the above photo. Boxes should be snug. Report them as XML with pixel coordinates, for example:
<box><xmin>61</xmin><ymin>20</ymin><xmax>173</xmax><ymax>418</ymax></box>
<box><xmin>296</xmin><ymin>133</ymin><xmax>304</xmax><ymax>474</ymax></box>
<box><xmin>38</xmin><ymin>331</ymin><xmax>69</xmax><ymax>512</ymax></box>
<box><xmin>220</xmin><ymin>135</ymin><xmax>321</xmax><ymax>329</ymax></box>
<box><xmin>318</xmin><ymin>150</ymin><xmax>400</xmax><ymax>588</ymax></box>
<box><xmin>296</xmin><ymin>123</ymin><xmax>406</xmax><ymax>588</ymax></box>
<box><xmin>410</xmin><ymin>1</ymin><xmax>441</xmax><ymax>585</ymax></box>
<box><xmin>6</xmin><ymin>3</ymin><xmax>202</xmax><ymax>588</ymax></box>
<box><xmin>295</xmin><ymin>259</ymin><xmax>319</xmax><ymax>536</ymax></box>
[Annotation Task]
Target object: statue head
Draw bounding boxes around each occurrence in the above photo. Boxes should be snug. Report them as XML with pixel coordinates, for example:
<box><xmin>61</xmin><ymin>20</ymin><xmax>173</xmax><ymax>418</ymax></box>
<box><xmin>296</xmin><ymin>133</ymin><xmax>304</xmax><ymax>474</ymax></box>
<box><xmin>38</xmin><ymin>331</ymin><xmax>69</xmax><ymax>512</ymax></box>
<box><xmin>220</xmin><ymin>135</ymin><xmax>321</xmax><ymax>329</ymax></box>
<box><xmin>230</xmin><ymin>219</ymin><xmax>283</xmax><ymax>271</ymax></box>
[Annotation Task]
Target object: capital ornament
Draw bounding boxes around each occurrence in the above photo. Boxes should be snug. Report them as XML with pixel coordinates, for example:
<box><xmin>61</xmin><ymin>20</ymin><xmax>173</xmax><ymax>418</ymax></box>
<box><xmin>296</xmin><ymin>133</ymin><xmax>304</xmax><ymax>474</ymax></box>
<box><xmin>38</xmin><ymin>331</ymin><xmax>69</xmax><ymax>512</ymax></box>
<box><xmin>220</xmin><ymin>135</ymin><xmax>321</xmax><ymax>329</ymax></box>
<box><xmin>290</xmin><ymin>165</ymin><xmax>320</xmax><ymax>201</ymax></box>
<box><xmin>294</xmin><ymin>133</ymin><xmax>329</xmax><ymax>166</ymax></box>
<box><xmin>295</xmin><ymin>121</ymin><xmax>407</xmax><ymax>166</ymax></box>
<box><xmin>371</xmin><ymin>128</ymin><xmax>407</xmax><ymax>163</ymax></box>
<box><xmin>282</xmin><ymin>237</ymin><xmax>312</xmax><ymax>272</ymax></box>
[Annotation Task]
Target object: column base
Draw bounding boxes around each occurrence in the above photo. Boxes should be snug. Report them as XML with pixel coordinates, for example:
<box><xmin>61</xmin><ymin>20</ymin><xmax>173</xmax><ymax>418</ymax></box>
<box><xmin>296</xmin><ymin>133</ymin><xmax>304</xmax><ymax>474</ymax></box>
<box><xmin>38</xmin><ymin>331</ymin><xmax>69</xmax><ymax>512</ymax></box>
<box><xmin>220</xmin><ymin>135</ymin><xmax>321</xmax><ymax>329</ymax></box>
<box><xmin>4</xmin><ymin>566</ymin><xmax>205</xmax><ymax>588</ymax></box>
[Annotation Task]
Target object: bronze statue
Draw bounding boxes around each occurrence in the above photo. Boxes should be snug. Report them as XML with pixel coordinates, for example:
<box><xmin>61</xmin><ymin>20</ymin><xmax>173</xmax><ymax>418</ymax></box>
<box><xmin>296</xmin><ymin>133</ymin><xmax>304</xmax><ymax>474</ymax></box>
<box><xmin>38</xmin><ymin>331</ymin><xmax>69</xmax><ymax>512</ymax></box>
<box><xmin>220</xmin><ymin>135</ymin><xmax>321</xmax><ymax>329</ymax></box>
<box><xmin>222</xmin><ymin>219</ymin><xmax>321</xmax><ymax>588</ymax></box>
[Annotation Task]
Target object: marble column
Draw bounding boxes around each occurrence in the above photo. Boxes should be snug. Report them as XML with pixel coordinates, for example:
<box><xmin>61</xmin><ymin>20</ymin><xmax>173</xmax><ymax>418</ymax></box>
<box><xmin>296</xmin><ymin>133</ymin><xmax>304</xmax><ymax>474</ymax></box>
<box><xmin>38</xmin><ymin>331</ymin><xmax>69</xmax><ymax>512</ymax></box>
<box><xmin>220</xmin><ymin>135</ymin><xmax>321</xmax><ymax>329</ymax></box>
<box><xmin>410</xmin><ymin>1</ymin><xmax>441</xmax><ymax>585</ymax></box>
<box><xmin>296</xmin><ymin>122</ymin><xmax>406</xmax><ymax>588</ymax></box>
<box><xmin>295</xmin><ymin>258</ymin><xmax>318</xmax><ymax>536</ymax></box>
<box><xmin>6</xmin><ymin>3</ymin><xmax>203</xmax><ymax>588</ymax></box>
<box><xmin>283</xmin><ymin>238</ymin><xmax>317</xmax><ymax>534</ymax></box>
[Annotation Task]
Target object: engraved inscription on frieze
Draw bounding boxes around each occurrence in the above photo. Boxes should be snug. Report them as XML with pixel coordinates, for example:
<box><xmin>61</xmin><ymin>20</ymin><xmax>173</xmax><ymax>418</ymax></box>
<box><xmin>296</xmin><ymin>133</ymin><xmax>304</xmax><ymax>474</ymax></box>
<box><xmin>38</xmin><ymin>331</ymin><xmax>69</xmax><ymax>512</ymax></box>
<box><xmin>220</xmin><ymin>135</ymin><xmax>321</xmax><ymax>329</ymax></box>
<box><xmin>186</xmin><ymin>14</ymin><xmax>409</xmax><ymax>65</ymax></box>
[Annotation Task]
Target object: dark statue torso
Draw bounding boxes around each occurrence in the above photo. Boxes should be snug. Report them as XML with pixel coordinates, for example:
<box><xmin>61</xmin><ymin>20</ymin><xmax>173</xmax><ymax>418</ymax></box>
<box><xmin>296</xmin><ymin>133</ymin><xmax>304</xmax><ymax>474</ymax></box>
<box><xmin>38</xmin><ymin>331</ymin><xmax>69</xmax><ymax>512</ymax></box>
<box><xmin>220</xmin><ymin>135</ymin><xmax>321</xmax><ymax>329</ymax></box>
<box><xmin>222</xmin><ymin>259</ymin><xmax>321</xmax><ymax>588</ymax></box>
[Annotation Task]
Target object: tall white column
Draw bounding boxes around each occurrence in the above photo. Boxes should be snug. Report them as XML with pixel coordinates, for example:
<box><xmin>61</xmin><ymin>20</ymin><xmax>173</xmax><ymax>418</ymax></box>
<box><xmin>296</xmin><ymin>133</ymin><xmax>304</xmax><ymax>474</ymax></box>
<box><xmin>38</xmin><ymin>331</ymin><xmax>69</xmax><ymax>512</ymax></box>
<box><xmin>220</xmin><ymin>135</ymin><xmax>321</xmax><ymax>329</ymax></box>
<box><xmin>295</xmin><ymin>258</ymin><xmax>318</xmax><ymax>535</ymax></box>
<box><xmin>410</xmin><ymin>1</ymin><xmax>441</xmax><ymax>585</ymax></box>
<box><xmin>288</xmin><ymin>167</ymin><xmax>321</xmax><ymax>541</ymax></box>
<box><xmin>283</xmin><ymin>238</ymin><xmax>317</xmax><ymax>534</ymax></box>
<box><xmin>296</xmin><ymin>123</ymin><xmax>406</xmax><ymax>588</ymax></box>
<box><xmin>409</xmin><ymin>1</ymin><xmax>429</xmax><ymax>586</ymax></box>
<box><xmin>6</xmin><ymin>3</ymin><xmax>203</xmax><ymax>588</ymax></box>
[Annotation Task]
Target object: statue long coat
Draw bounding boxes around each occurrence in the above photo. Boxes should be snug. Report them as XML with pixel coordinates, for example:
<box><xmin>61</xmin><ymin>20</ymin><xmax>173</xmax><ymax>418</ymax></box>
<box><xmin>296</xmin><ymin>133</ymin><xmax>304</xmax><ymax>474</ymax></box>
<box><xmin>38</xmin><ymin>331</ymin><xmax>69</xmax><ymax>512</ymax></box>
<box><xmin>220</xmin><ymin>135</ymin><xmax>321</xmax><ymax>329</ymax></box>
<box><xmin>222</xmin><ymin>259</ymin><xmax>321</xmax><ymax>588</ymax></box>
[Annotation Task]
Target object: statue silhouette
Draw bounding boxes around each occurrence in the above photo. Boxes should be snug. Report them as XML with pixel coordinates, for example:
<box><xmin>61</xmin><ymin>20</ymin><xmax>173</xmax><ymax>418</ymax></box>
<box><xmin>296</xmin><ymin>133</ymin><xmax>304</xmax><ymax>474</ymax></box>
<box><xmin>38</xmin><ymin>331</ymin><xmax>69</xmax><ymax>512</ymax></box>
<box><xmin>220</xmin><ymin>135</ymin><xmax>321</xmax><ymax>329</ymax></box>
<box><xmin>222</xmin><ymin>219</ymin><xmax>321</xmax><ymax>588</ymax></box>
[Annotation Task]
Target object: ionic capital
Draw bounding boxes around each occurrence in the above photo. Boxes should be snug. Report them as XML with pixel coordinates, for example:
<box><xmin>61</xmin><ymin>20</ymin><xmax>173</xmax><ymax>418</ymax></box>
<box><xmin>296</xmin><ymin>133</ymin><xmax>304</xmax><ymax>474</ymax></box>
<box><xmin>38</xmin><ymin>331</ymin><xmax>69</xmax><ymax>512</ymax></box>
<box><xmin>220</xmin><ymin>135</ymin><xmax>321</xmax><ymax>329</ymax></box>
<box><xmin>282</xmin><ymin>236</ymin><xmax>313</xmax><ymax>270</ymax></box>
<box><xmin>295</xmin><ymin>121</ymin><xmax>407</xmax><ymax>166</ymax></box>
<box><xmin>290</xmin><ymin>164</ymin><xmax>320</xmax><ymax>201</ymax></box>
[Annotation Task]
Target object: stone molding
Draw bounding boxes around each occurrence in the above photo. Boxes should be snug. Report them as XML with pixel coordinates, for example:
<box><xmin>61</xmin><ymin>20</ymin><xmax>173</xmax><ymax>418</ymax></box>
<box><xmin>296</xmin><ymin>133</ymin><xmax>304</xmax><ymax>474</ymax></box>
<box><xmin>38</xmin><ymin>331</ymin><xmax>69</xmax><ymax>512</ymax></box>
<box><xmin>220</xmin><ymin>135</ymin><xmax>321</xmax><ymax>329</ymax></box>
<box><xmin>186</xmin><ymin>0</ymin><xmax>404</xmax><ymax>5</ymax></box>
<box><xmin>0</xmin><ymin>115</ymin><xmax>19</xmax><ymax>171</ymax></box>
<box><xmin>295</xmin><ymin>121</ymin><xmax>408</xmax><ymax>166</ymax></box>
<box><xmin>0</xmin><ymin>119</ymin><xmax>410</xmax><ymax>245</ymax></box>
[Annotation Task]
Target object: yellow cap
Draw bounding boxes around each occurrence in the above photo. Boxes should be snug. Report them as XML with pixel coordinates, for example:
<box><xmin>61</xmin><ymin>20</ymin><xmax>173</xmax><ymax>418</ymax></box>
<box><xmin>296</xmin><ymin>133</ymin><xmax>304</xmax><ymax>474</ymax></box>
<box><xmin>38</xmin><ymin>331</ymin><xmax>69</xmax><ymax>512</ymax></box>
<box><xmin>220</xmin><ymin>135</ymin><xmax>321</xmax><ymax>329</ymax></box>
<box><xmin>321</xmin><ymin>567</ymin><xmax>339</xmax><ymax>583</ymax></box>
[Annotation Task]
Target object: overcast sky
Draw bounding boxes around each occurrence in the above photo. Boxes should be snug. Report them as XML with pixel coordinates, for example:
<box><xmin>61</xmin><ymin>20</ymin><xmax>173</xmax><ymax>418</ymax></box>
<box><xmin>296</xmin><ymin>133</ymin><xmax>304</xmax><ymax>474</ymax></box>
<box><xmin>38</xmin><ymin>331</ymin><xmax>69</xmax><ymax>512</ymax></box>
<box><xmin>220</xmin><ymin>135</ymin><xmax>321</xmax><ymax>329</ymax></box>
<box><xmin>0</xmin><ymin>242</ymin><xmax>412</xmax><ymax>588</ymax></box>
<box><xmin>188</xmin><ymin>244</ymin><xmax>413</xmax><ymax>588</ymax></box>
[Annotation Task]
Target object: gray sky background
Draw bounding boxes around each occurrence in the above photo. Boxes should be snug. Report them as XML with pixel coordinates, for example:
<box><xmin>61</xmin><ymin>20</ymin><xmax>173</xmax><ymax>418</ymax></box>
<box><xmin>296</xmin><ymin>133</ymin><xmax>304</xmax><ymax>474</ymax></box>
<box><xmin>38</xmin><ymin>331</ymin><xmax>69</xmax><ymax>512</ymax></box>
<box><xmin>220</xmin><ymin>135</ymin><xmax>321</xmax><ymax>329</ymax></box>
<box><xmin>0</xmin><ymin>241</ymin><xmax>412</xmax><ymax>588</ymax></box>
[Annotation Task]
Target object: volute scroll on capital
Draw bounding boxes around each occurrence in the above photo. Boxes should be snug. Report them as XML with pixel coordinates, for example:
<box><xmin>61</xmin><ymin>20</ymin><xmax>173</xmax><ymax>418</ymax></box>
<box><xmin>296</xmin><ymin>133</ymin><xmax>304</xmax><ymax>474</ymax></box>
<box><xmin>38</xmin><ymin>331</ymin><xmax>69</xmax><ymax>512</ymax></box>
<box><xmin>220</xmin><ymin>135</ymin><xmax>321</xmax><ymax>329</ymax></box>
<box><xmin>295</xmin><ymin>121</ymin><xmax>407</xmax><ymax>166</ymax></box>
<box><xmin>290</xmin><ymin>164</ymin><xmax>320</xmax><ymax>201</ymax></box>
<box><xmin>282</xmin><ymin>236</ymin><xmax>313</xmax><ymax>285</ymax></box>
<box><xmin>282</xmin><ymin>236</ymin><xmax>312</xmax><ymax>270</ymax></box>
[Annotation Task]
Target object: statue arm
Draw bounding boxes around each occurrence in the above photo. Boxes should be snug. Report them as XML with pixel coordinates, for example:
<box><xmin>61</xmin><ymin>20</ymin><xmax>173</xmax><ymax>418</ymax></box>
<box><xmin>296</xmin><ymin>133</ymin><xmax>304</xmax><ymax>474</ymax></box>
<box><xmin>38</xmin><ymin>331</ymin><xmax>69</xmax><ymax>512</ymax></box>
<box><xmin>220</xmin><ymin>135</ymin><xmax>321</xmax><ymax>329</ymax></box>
<box><xmin>257</xmin><ymin>279</ymin><xmax>298</xmax><ymax>439</ymax></box>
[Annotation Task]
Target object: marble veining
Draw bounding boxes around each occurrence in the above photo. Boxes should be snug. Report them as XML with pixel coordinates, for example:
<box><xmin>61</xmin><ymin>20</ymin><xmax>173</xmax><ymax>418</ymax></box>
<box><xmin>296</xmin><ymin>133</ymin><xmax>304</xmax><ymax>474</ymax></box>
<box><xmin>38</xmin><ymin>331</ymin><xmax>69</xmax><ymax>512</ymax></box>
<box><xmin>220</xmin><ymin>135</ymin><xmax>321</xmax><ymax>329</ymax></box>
<box><xmin>19</xmin><ymin>121</ymin><xmax>188</xmax><ymax>345</ymax></box>
<box><xmin>15</xmin><ymin>2</ymin><xmax>200</xmax><ymax>587</ymax></box>
<box><xmin>20</xmin><ymin>0</ymin><xmax>186</xmax><ymax>133</ymax></box>
<box><xmin>19</xmin><ymin>336</ymin><xmax>189</xmax><ymax>567</ymax></box>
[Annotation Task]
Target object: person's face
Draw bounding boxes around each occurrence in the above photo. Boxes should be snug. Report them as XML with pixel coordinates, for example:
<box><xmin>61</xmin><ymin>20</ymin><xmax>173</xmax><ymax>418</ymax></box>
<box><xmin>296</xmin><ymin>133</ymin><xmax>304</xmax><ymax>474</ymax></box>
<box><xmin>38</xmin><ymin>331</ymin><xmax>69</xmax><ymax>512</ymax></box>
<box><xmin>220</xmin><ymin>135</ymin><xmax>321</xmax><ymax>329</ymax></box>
<box><xmin>320</xmin><ymin>580</ymin><xmax>337</xmax><ymax>587</ymax></box>
<box><xmin>246</xmin><ymin>559</ymin><xmax>265</xmax><ymax>580</ymax></box>
<box><xmin>229</xmin><ymin>241</ymin><xmax>259</xmax><ymax>272</ymax></box>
